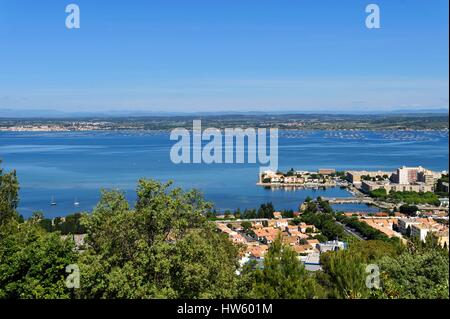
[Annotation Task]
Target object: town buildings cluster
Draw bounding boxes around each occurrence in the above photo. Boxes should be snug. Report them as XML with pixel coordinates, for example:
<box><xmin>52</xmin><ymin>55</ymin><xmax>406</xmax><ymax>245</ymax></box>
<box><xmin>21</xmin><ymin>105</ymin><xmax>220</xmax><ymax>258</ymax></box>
<box><xmin>215</xmin><ymin>213</ymin><xmax>347</xmax><ymax>272</ymax></box>
<box><xmin>259</xmin><ymin>166</ymin><xmax>447</xmax><ymax>195</ymax></box>
<box><xmin>349</xmin><ymin>166</ymin><xmax>444</xmax><ymax>194</ymax></box>
<box><xmin>258</xmin><ymin>168</ymin><xmax>341</xmax><ymax>187</ymax></box>
<box><xmin>397</xmin><ymin>217</ymin><xmax>449</xmax><ymax>247</ymax></box>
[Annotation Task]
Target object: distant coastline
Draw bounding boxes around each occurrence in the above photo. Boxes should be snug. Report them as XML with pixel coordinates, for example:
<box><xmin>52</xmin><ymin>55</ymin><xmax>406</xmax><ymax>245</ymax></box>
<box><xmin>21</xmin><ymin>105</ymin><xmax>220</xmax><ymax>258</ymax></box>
<box><xmin>0</xmin><ymin>112</ymin><xmax>449</xmax><ymax>132</ymax></box>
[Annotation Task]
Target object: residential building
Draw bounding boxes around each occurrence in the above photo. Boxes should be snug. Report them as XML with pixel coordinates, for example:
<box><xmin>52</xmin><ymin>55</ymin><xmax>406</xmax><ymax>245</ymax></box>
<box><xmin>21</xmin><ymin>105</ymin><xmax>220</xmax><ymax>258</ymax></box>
<box><xmin>361</xmin><ymin>180</ymin><xmax>433</xmax><ymax>194</ymax></box>
<box><xmin>273</xmin><ymin>211</ymin><xmax>282</xmax><ymax>219</ymax></box>
<box><xmin>391</xmin><ymin>166</ymin><xmax>442</xmax><ymax>185</ymax></box>
<box><xmin>346</xmin><ymin>170</ymin><xmax>392</xmax><ymax>184</ymax></box>
<box><xmin>318</xmin><ymin>168</ymin><xmax>336</xmax><ymax>175</ymax></box>
<box><xmin>398</xmin><ymin>218</ymin><xmax>423</xmax><ymax>234</ymax></box>
<box><xmin>410</xmin><ymin>223</ymin><xmax>430</xmax><ymax>242</ymax></box>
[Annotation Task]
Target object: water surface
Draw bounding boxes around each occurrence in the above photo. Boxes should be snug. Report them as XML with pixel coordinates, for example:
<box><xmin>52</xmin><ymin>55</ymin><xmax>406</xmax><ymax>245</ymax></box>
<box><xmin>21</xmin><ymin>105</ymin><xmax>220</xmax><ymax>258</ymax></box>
<box><xmin>0</xmin><ymin>130</ymin><xmax>447</xmax><ymax>218</ymax></box>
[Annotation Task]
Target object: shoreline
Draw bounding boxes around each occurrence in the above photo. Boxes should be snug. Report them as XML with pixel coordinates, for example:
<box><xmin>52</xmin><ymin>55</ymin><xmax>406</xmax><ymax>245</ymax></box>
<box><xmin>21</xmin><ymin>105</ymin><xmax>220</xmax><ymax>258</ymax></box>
<box><xmin>1</xmin><ymin>127</ymin><xmax>449</xmax><ymax>133</ymax></box>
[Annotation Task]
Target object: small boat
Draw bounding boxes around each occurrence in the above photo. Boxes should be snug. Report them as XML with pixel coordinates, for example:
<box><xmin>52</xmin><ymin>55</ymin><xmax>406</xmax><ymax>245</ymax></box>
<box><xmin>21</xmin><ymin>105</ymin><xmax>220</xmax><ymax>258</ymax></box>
<box><xmin>74</xmin><ymin>198</ymin><xmax>80</xmax><ymax>207</ymax></box>
<box><xmin>50</xmin><ymin>196</ymin><xmax>57</xmax><ymax>206</ymax></box>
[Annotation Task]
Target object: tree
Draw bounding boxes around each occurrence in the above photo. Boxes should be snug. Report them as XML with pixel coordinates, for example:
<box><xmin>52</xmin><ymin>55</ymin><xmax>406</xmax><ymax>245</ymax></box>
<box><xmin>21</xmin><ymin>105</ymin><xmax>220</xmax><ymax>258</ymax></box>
<box><xmin>1</xmin><ymin>163</ymin><xmax>77</xmax><ymax>298</ymax></box>
<box><xmin>400</xmin><ymin>204</ymin><xmax>419</xmax><ymax>216</ymax></box>
<box><xmin>76</xmin><ymin>180</ymin><xmax>241</xmax><ymax>298</ymax></box>
<box><xmin>299</xmin><ymin>238</ymin><xmax>309</xmax><ymax>245</ymax></box>
<box><xmin>406</xmin><ymin>226</ymin><xmax>412</xmax><ymax>237</ymax></box>
<box><xmin>286</xmin><ymin>168</ymin><xmax>295</xmax><ymax>176</ymax></box>
<box><xmin>348</xmin><ymin>240</ymin><xmax>401</xmax><ymax>262</ymax></box>
<box><xmin>318</xmin><ymin>250</ymin><xmax>369</xmax><ymax>299</ymax></box>
<box><xmin>243</xmin><ymin>234</ymin><xmax>321</xmax><ymax>298</ymax></box>
<box><xmin>0</xmin><ymin>161</ymin><xmax>20</xmax><ymax>225</ymax></box>
<box><xmin>0</xmin><ymin>220</ymin><xmax>76</xmax><ymax>298</ymax></box>
<box><xmin>376</xmin><ymin>247</ymin><xmax>449</xmax><ymax>299</ymax></box>
<box><xmin>313</xmin><ymin>234</ymin><xmax>328</xmax><ymax>242</ymax></box>
<box><xmin>54</xmin><ymin>213</ymin><xmax>87</xmax><ymax>235</ymax></box>
<box><xmin>257</xmin><ymin>202</ymin><xmax>275</xmax><ymax>219</ymax></box>
<box><xmin>370</xmin><ymin>189</ymin><xmax>387</xmax><ymax>199</ymax></box>
<box><xmin>241</xmin><ymin>221</ymin><xmax>252</xmax><ymax>232</ymax></box>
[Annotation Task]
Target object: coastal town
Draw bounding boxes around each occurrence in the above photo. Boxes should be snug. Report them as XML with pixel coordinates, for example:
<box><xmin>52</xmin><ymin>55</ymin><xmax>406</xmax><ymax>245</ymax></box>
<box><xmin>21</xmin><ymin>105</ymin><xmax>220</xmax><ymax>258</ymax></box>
<box><xmin>259</xmin><ymin>165</ymin><xmax>449</xmax><ymax>211</ymax></box>
<box><xmin>215</xmin><ymin>201</ymin><xmax>449</xmax><ymax>273</ymax></box>
<box><xmin>209</xmin><ymin>165</ymin><xmax>450</xmax><ymax>271</ymax></box>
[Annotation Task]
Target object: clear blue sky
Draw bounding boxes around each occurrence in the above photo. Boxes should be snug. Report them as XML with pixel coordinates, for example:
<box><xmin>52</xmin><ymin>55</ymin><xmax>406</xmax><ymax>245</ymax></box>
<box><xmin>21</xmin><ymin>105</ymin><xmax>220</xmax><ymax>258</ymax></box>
<box><xmin>0</xmin><ymin>0</ymin><xmax>448</xmax><ymax>113</ymax></box>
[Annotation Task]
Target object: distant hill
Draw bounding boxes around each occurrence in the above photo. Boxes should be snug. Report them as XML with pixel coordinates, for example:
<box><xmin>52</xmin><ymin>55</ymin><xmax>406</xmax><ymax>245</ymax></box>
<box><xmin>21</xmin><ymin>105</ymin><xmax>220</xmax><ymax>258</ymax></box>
<box><xmin>0</xmin><ymin>107</ymin><xmax>448</xmax><ymax>118</ymax></box>
<box><xmin>389</xmin><ymin>108</ymin><xmax>449</xmax><ymax>114</ymax></box>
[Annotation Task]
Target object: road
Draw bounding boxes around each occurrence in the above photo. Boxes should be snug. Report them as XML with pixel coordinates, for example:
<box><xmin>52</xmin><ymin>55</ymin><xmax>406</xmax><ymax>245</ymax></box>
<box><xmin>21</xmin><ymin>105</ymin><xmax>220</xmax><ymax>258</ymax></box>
<box><xmin>336</xmin><ymin>221</ymin><xmax>365</xmax><ymax>241</ymax></box>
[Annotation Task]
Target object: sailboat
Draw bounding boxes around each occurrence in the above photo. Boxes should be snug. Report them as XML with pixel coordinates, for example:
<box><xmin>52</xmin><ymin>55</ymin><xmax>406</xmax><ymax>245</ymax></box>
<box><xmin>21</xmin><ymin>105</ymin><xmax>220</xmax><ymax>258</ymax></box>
<box><xmin>73</xmin><ymin>197</ymin><xmax>80</xmax><ymax>207</ymax></box>
<box><xmin>50</xmin><ymin>196</ymin><xmax>57</xmax><ymax>206</ymax></box>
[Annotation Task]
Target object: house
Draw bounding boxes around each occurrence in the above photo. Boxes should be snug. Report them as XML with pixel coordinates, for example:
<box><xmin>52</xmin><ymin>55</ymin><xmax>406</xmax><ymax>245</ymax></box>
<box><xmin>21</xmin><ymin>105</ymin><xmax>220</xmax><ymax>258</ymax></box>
<box><xmin>282</xmin><ymin>235</ymin><xmax>299</xmax><ymax>246</ymax></box>
<box><xmin>306</xmin><ymin>239</ymin><xmax>320</xmax><ymax>247</ymax></box>
<box><xmin>298</xmin><ymin>222</ymin><xmax>316</xmax><ymax>233</ymax></box>
<box><xmin>285</xmin><ymin>225</ymin><xmax>299</xmax><ymax>234</ymax></box>
<box><xmin>397</xmin><ymin>218</ymin><xmax>423</xmax><ymax>234</ymax></box>
<box><xmin>273</xmin><ymin>211</ymin><xmax>282</xmax><ymax>219</ymax></box>
<box><xmin>246</xmin><ymin>244</ymin><xmax>269</xmax><ymax>259</ymax></box>
<box><xmin>410</xmin><ymin>224</ymin><xmax>430</xmax><ymax>242</ymax></box>
<box><xmin>292</xmin><ymin>244</ymin><xmax>315</xmax><ymax>255</ymax></box>
<box><xmin>253</xmin><ymin>227</ymin><xmax>280</xmax><ymax>244</ymax></box>
<box><xmin>318</xmin><ymin>168</ymin><xmax>336</xmax><ymax>175</ymax></box>
<box><xmin>436</xmin><ymin>230</ymin><xmax>449</xmax><ymax>248</ymax></box>
<box><xmin>318</xmin><ymin>240</ymin><xmax>347</xmax><ymax>253</ymax></box>
<box><xmin>274</xmin><ymin>219</ymin><xmax>289</xmax><ymax>229</ymax></box>
<box><xmin>300</xmin><ymin>252</ymin><xmax>322</xmax><ymax>271</ymax></box>
<box><xmin>229</xmin><ymin>232</ymin><xmax>246</xmax><ymax>244</ymax></box>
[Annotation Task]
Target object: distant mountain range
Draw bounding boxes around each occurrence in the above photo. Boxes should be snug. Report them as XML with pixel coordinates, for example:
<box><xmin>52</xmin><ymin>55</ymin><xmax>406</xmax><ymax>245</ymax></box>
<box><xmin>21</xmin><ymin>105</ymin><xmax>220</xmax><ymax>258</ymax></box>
<box><xmin>0</xmin><ymin>107</ymin><xmax>448</xmax><ymax>118</ymax></box>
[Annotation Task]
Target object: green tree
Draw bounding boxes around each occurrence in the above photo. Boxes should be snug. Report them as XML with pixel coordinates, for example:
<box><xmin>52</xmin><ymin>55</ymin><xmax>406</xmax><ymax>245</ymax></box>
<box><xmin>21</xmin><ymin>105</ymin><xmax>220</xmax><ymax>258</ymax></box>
<box><xmin>318</xmin><ymin>249</ymin><xmax>369</xmax><ymax>299</ymax></box>
<box><xmin>376</xmin><ymin>246</ymin><xmax>449</xmax><ymax>299</ymax></box>
<box><xmin>400</xmin><ymin>204</ymin><xmax>419</xmax><ymax>216</ymax></box>
<box><xmin>76</xmin><ymin>180</ymin><xmax>241</xmax><ymax>298</ymax></box>
<box><xmin>241</xmin><ymin>221</ymin><xmax>252</xmax><ymax>232</ymax></box>
<box><xmin>0</xmin><ymin>220</ymin><xmax>76</xmax><ymax>298</ymax></box>
<box><xmin>243</xmin><ymin>234</ymin><xmax>321</xmax><ymax>298</ymax></box>
<box><xmin>0</xmin><ymin>161</ymin><xmax>20</xmax><ymax>225</ymax></box>
<box><xmin>257</xmin><ymin>202</ymin><xmax>275</xmax><ymax>219</ymax></box>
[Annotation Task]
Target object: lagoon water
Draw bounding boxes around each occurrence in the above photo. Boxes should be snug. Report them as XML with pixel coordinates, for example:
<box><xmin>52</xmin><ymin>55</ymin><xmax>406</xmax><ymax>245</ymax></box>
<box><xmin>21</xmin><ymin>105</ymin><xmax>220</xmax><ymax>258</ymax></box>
<box><xmin>0</xmin><ymin>130</ymin><xmax>448</xmax><ymax>218</ymax></box>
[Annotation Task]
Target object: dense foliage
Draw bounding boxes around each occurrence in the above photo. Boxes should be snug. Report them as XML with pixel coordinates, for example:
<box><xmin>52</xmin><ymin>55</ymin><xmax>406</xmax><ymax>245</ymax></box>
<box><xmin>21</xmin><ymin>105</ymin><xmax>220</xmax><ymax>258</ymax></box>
<box><xmin>0</xmin><ymin>160</ymin><xmax>20</xmax><ymax>224</ymax></box>
<box><xmin>75</xmin><ymin>181</ymin><xmax>240</xmax><ymax>298</ymax></box>
<box><xmin>370</xmin><ymin>189</ymin><xmax>440</xmax><ymax>206</ymax></box>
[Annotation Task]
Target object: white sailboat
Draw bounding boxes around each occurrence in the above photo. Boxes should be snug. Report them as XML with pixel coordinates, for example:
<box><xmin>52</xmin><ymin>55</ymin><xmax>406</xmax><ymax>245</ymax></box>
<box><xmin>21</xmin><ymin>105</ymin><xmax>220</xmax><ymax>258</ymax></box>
<box><xmin>74</xmin><ymin>197</ymin><xmax>80</xmax><ymax>207</ymax></box>
<box><xmin>50</xmin><ymin>196</ymin><xmax>57</xmax><ymax>206</ymax></box>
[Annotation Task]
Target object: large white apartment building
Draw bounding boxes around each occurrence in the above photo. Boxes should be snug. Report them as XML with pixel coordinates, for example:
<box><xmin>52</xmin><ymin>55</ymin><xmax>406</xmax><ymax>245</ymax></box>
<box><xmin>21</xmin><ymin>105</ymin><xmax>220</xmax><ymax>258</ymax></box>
<box><xmin>392</xmin><ymin>166</ymin><xmax>441</xmax><ymax>186</ymax></box>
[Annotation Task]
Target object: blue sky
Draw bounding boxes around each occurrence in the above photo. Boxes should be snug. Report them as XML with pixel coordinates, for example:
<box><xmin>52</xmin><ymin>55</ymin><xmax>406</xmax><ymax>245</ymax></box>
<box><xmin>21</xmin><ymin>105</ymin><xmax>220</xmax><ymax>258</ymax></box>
<box><xmin>0</xmin><ymin>0</ymin><xmax>448</xmax><ymax>113</ymax></box>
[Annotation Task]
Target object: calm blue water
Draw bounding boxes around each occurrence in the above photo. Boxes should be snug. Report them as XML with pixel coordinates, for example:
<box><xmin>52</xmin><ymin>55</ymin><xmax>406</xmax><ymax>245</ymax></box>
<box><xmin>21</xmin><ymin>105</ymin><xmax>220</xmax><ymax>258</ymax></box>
<box><xmin>0</xmin><ymin>130</ymin><xmax>448</xmax><ymax>218</ymax></box>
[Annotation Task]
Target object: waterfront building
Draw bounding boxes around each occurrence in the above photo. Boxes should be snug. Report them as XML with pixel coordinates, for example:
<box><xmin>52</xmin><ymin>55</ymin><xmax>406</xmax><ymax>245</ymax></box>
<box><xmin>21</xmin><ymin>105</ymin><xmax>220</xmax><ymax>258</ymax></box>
<box><xmin>391</xmin><ymin>166</ymin><xmax>442</xmax><ymax>185</ymax></box>
<box><xmin>346</xmin><ymin>170</ymin><xmax>393</xmax><ymax>184</ymax></box>
<box><xmin>361</xmin><ymin>180</ymin><xmax>433</xmax><ymax>194</ymax></box>
<box><xmin>392</xmin><ymin>166</ymin><xmax>424</xmax><ymax>184</ymax></box>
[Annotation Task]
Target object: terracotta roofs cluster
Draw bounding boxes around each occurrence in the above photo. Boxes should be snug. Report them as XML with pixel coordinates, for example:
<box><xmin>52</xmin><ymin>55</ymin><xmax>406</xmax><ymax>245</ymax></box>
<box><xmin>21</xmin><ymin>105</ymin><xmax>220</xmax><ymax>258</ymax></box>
<box><xmin>216</xmin><ymin>216</ymin><xmax>323</xmax><ymax>261</ymax></box>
